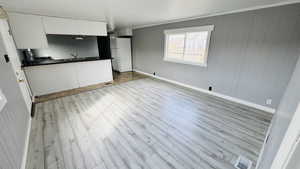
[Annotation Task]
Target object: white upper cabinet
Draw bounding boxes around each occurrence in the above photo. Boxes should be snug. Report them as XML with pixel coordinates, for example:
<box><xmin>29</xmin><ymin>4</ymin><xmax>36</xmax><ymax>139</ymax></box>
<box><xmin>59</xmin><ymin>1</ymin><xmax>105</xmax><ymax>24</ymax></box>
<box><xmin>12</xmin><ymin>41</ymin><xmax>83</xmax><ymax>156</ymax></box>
<box><xmin>43</xmin><ymin>17</ymin><xmax>107</xmax><ymax>36</ymax></box>
<box><xmin>7</xmin><ymin>13</ymin><xmax>107</xmax><ymax>49</ymax></box>
<box><xmin>8</xmin><ymin>13</ymin><xmax>49</xmax><ymax>49</ymax></box>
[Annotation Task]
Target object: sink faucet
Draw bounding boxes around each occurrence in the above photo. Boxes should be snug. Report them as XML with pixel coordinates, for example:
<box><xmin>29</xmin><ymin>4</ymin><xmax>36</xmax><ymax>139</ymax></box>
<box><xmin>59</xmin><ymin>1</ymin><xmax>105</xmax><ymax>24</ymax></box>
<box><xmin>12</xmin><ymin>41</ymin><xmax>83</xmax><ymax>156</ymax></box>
<box><xmin>70</xmin><ymin>53</ymin><xmax>78</xmax><ymax>59</ymax></box>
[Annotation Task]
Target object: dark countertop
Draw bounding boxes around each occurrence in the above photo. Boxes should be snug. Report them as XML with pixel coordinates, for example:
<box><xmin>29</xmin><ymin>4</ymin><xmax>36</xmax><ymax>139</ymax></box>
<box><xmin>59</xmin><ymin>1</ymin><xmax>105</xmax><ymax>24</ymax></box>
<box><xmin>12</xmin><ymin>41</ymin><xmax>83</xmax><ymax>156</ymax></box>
<box><xmin>22</xmin><ymin>57</ymin><xmax>111</xmax><ymax>68</ymax></box>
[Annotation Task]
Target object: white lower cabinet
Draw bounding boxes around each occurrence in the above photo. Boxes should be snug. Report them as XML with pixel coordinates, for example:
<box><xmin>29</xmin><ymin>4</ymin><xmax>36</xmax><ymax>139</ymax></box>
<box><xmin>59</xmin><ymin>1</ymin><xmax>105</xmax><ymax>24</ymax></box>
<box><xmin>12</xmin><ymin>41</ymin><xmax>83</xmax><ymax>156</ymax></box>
<box><xmin>24</xmin><ymin>60</ymin><xmax>113</xmax><ymax>96</ymax></box>
<box><xmin>76</xmin><ymin>60</ymin><xmax>113</xmax><ymax>87</ymax></box>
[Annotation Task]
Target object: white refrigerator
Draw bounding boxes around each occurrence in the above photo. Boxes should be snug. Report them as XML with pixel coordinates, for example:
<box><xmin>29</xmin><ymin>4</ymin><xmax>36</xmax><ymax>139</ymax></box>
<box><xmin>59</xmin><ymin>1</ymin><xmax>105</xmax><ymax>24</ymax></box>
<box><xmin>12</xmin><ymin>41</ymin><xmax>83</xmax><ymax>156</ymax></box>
<box><xmin>110</xmin><ymin>38</ymin><xmax>132</xmax><ymax>72</ymax></box>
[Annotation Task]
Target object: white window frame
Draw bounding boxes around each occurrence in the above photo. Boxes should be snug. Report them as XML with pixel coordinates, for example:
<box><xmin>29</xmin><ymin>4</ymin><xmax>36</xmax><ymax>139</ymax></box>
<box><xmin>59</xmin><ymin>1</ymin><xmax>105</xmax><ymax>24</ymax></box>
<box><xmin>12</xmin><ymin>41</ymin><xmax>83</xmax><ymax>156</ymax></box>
<box><xmin>163</xmin><ymin>25</ymin><xmax>214</xmax><ymax>67</ymax></box>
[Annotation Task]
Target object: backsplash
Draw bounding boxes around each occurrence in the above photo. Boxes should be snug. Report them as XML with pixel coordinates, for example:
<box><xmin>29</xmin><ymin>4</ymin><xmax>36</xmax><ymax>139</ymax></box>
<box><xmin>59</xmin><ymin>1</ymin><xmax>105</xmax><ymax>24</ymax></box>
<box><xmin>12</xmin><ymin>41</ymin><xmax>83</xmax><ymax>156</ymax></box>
<box><xmin>34</xmin><ymin>34</ymin><xmax>99</xmax><ymax>60</ymax></box>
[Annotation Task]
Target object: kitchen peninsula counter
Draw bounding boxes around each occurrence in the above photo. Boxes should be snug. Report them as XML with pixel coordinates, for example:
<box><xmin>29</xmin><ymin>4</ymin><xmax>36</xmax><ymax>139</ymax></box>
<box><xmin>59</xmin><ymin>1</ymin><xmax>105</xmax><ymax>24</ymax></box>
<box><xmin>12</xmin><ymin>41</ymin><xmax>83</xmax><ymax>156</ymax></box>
<box><xmin>24</xmin><ymin>59</ymin><xmax>113</xmax><ymax>96</ymax></box>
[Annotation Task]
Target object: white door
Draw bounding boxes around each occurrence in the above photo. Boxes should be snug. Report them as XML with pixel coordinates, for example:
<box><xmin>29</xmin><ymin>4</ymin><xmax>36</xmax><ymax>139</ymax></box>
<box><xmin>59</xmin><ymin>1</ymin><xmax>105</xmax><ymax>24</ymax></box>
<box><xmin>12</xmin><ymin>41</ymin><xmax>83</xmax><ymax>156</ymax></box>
<box><xmin>270</xmin><ymin>102</ymin><xmax>300</xmax><ymax>169</ymax></box>
<box><xmin>111</xmin><ymin>49</ymin><xmax>119</xmax><ymax>71</ymax></box>
<box><xmin>0</xmin><ymin>19</ymin><xmax>32</xmax><ymax>112</ymax></box>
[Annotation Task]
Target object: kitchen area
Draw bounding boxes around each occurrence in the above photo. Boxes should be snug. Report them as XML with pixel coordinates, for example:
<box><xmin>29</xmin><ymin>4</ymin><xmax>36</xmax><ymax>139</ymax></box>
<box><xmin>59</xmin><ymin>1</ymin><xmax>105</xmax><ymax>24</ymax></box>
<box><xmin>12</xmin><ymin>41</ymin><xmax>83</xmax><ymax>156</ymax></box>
<box><xmin>7</xmin><ymin>12</ymin><xmax>133</xmax><ymax>102</ymax></box>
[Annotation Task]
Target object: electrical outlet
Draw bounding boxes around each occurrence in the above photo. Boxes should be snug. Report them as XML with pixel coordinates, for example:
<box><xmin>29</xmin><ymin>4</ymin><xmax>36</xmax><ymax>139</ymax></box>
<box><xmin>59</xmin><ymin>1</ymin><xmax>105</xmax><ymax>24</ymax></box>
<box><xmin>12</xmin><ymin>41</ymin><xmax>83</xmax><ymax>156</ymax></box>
<box><xmin>266</xmin><ymin>99</ymin><xmax>272</xmax><ymax>105</ymax></box>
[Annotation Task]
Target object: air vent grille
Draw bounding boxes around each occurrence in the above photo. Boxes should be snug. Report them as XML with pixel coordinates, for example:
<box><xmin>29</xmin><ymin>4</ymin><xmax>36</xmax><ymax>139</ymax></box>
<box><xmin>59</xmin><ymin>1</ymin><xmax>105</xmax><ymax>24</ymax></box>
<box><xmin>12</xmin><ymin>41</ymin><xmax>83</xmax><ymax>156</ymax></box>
<box><xmin>234</xmin><ymin>156</ymin><xmax>252</xmax><ymax>169</ymax></box>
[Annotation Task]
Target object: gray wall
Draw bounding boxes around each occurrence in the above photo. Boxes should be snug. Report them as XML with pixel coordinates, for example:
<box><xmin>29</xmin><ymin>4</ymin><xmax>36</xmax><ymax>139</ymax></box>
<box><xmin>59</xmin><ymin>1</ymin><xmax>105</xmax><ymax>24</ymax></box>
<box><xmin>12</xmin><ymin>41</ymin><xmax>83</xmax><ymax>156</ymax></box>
<box><xmin>132</xmin><ymin>4</ymin><xmax>300</xmax><ymax>108</ymax></box>
<box><xmin>35</xmin><ymin>35</ymin><xmax>99</xmax><ymax>59</ymax></box>
<box><xmin>259</xmin><ymin>55</ymin><xmax>300</xmax><ymax>169</ymax></box>
<box><xmin>0</xmin><ymin>32</ymin><xmax>30</xmax><ymax>168</ymax></box>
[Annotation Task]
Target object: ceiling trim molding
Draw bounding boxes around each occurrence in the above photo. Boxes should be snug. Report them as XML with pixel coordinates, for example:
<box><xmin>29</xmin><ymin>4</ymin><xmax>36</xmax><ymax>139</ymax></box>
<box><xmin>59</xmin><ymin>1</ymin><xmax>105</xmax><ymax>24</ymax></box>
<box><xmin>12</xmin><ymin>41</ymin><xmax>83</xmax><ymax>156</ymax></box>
<box><xmin>132</xmin><ymin>0</ymin><xmax>300</xmax><ymax>29</ymax></box>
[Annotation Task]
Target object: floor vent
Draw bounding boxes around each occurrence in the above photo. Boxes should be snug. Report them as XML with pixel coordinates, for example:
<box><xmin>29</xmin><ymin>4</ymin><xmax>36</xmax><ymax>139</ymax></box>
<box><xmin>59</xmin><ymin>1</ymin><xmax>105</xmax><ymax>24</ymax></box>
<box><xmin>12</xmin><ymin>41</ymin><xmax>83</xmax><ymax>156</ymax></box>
<box><xmin>234</xmin><ymin>156</ymin><xmax>252</xmax><ymax>169</ymax></box>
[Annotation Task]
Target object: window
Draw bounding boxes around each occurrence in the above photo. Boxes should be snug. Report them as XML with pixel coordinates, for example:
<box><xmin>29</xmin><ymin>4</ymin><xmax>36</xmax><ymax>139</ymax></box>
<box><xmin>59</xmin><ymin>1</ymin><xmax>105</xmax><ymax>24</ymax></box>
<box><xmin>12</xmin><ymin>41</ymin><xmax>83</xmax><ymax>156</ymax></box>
<box><xmin>164</xmin><ymin>25</ymin><xmax>214</xmax><ymax>67</ymax></box>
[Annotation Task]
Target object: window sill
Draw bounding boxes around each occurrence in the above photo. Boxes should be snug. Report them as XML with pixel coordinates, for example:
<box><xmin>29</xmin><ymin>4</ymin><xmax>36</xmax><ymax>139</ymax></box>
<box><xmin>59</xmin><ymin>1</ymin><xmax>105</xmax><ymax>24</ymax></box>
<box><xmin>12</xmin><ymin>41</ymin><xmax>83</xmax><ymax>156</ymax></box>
<box><xmin>164</xmin><ymin>58</ymin><xmax>207</xmax><ymax>67</ymax></box>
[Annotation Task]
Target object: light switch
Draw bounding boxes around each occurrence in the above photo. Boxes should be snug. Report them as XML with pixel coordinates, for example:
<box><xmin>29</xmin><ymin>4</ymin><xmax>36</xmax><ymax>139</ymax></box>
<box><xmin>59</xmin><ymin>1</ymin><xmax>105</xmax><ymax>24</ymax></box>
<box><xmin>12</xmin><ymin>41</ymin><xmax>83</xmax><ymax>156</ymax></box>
<box><xmin>0</xmin><ymin>89</ymin><xmax>7</xmax><ymax>112</ymax></box>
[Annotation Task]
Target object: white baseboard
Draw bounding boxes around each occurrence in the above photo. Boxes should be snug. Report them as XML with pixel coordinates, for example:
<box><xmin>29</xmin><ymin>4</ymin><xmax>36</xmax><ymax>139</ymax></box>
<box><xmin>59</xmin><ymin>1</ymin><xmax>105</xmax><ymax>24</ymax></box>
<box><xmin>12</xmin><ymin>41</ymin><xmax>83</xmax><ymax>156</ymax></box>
<box><xmin>134</xmin><ymin>69</ymin><xmax>276</xmax><ymax>114</ymax></box>
<box><xmin>21</xmin><ymin>117</ymin><xmax>31</xmax><ymax>169</ymax></box>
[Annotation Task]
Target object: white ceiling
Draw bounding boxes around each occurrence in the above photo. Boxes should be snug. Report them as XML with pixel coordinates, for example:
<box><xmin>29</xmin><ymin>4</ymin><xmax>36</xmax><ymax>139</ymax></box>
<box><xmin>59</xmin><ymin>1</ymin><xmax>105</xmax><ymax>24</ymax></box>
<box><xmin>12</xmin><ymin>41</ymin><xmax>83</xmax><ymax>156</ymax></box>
<box><xmin>0</xmin><ymin>0</ymin><xmax>299</xmax><ymax>30</ymax></box>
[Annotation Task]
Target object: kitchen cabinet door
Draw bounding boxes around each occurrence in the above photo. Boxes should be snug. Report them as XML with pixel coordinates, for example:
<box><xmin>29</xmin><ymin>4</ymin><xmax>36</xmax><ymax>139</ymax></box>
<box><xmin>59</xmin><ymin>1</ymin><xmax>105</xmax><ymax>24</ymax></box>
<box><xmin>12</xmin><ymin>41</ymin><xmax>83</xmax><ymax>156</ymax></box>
<box><xmin>76</xmin><ymin>60</ymin><xmax>113</xmax><ymax>87</ymax></box>
<box><xmin>8</xmin><ymin>13</ymin><xmax>48</xmax><ymax>49</ymax></box>
<box><xmin>43</xmin><ymin>16</ymin><xmax>107</xmax><ymax>36</ymax></box>
<box><xmin>24</xmin><ymin>64</ymin><xmax>78</xmax><ymax>96</ymax></box>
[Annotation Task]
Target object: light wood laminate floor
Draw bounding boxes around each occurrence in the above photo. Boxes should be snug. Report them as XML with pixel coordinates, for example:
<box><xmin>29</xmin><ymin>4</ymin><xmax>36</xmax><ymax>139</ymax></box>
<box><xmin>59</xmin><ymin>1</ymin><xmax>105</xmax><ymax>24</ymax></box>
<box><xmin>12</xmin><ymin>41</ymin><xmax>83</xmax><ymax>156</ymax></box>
<box><xmin>26</xmin><ymin>78</ymin><xmax>272</xmax><ymax>169</ymax></box>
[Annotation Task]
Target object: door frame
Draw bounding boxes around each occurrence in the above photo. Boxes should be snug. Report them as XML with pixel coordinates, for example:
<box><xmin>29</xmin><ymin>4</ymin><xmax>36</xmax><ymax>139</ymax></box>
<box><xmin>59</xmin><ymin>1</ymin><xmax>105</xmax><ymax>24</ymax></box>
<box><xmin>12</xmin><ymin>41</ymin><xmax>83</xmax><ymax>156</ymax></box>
<box><xmin>270</xmin><ymin>102</ymin><xmax>300</xmax><ymax>169</ymax></box>
<box><xmin>0</xmin><ymin>18</ymin><xmax>32</xmax><ymax>112</ymax></box>
<box><xmin>255</xmin><ymin>120</ymin><xmax>273</xmax><ymax>169</ymax></box>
